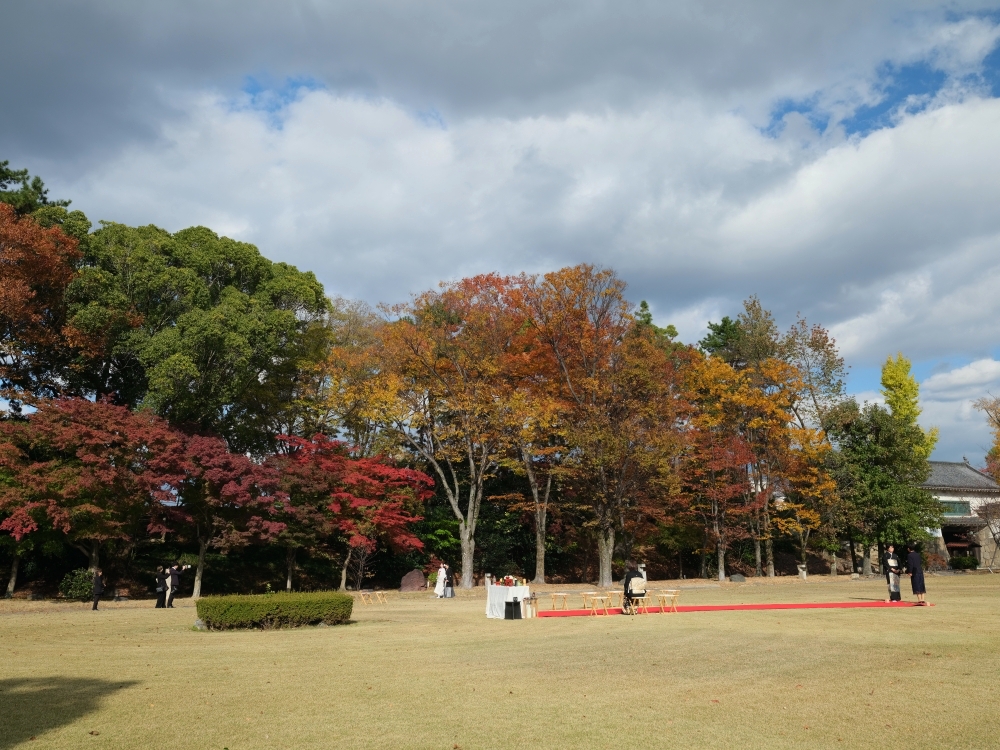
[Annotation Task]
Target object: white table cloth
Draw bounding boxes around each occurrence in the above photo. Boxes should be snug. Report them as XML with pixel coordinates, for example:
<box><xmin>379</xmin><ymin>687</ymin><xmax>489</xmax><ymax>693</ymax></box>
<box><xmin>485</xmin><ymin>584</ymin><xmax>531</xmax><ymax>618</ymax></box>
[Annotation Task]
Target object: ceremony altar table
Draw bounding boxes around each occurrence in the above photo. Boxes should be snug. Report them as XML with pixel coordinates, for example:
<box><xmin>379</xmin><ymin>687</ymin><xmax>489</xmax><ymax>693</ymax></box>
<box><xmin>486</xmin><ymin>584</ymin><xmax>531</xmax><ymax>619</ymax></box>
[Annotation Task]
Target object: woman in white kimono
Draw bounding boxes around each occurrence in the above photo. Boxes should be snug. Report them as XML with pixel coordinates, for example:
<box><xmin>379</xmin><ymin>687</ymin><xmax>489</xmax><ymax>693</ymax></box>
<box><xmin>433</xmin><ymin>563</ymin><xmax>447</xmax><ymax>598</ymax></box>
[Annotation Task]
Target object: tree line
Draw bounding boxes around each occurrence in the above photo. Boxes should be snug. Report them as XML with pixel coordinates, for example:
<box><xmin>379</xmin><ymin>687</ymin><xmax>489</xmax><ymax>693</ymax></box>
<box><xmin>0</xmin><ymin>161</ymin><xmax>949</xmax><ymax>596</ymax></box>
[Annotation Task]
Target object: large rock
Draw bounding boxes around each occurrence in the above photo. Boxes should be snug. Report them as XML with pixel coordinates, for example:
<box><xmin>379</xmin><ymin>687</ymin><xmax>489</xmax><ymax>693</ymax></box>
<box><xmin>729</xmin><ymin>573</ymin><xmax>746</xmax><ymax>583</ymax></box>
<box><xmin>400</xmin><ymin>569</ymin><xmax>426</xmax><ymax>592</ymax></box>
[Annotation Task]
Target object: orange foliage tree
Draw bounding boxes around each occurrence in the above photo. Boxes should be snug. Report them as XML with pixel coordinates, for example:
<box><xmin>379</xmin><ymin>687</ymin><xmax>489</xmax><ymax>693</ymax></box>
<box><xmin>0</xmin><ymin>204</ymin><xmax>80</xmax><ymax>408</ymax></box>
<box><xmin>518</xmin><ymin>265</ymin><xmax>685</xmax><ymax>586</ymax></box>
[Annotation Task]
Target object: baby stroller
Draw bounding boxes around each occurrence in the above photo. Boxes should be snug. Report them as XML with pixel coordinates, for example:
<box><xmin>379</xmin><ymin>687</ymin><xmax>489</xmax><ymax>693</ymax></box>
<box><xmin>622</xmin><ymin>572</ymin><xmax>647</xmax><ymax>615</ymax></box>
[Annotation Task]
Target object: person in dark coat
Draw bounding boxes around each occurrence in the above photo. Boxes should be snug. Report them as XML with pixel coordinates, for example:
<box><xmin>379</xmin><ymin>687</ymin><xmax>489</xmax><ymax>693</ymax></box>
<box><xmin>92</xmin><ymin>568</ymin><xmax>104</xmax><ymax>611</ymax></box>
<box><xmin>882</xmin><ymin>544</ymin><xmax>902</xmax><ymax>602</ymax></box>
<box><xmin>906</xmin><ymin>544</ymin><xmax>927</xmax><ymax>606</ymax></box>
<box><xmin>443</xmin><ymin>564</ymin><xmax>455</xmax><ymax>597</ymax></box>
<box><xmin>166</xmin><ymin>561</ymin><xmax>191</xmax><ymax>608</ymax></box>
<box><xmin>623</xmin><ymin>560</ymin><xmax>645</xmax><ymax>614</ymax></box>
<box><xmin>154</xmin><ymin>566</ymin><xmax>168</xmax><ymax>609</ymax></box>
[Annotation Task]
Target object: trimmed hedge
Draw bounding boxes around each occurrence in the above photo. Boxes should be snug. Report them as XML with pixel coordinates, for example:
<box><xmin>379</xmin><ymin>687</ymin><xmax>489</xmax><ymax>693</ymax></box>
<box><xmin>949</xmin><ymin>555</ymin><xmax>979</xmax><ymax>571</ymax></box>
<box><xmin>195</xmin><ymin>591</ymin><xmax>354</xmax><ymax>630</ymax></box>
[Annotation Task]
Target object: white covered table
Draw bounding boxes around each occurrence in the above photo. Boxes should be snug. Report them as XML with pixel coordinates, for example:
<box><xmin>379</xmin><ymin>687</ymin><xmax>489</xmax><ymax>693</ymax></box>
<box><xmin>485</xmin><ymin>584</ymin><xmax>531</xmax><ymax>619</ymax></box>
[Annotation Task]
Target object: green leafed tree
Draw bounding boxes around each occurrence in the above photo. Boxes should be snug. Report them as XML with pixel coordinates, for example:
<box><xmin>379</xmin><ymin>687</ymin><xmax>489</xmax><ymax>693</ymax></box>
<box><xmin>0</xmin><ymin>161</ymin><xmax>70</xmax><ymax>216</ymax></box>
<box><xmin>828</xmin><ymin>400</ymin><xmax>941</xmax><ymax>549</ymax></box>
<box><xmin>59</xmin><ymin>220</ymin><xmax>328</xmax><ymax>454</ymax></box>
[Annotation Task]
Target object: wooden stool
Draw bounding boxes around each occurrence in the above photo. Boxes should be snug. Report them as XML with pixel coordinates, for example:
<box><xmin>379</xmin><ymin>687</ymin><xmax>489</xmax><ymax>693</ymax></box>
<box><xmin>373</xmin><ymin>591</ymin><xmax>388</xmax><ymax>604</ymax></box>
<box><xmin>581</xmin><ymin>591</ymin><xmax>599</xmax><ymax>610</ymax></box>
<box><xmin>589</xmin><ymin>595</ymin><xmax>611</xmax><ymax>616</ymax></box>
<box><xmin>656</xmin><ymin>589</ymin><xmax>680</xmax><ymax>612</ymax></box>
<box><xmin>550</xmin><ymin>593</ymin><xmax>569</xmax><ymax>610</ymax></box>
<box><xmin>605</xmin><ymin>591</ymin><xmax>623</xmax><ymax>608</ymax></box>
<box><xmin>631</xmin><ymin>595</ymin><xmax>651</xmax><ymax>614</ymax></box>
<box><xmin>358</xmin><ymin>592</ymin><xmax>374</xmax><ymax>605</ymax></box>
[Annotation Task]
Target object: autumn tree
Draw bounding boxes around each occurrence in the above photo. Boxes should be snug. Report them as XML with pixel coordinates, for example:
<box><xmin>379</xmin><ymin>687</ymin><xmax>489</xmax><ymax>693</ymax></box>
<box><xmin>681</xmin><ymin>354</ymin><xmax>754</xmax><ymax>580</ymax></box>
<box><xmin>0</xmin><ymin>204</ymin><xmax>81</xmax><ymax>409</ymax></box>
<box><xmin>519</xmin><ymin>265</ymin><xmax>685</xmax><ymax>586</ymax></box>
<box><xmin>276</xmin><ymin>434</ymin><xmax>432</xmax><ymax>590</ymax></box>
<box><xmin>0</xmin><ymin>399</ymin><xmax>186</xmax><ymax>572</ymax></box>
<box><xmin>368</xmin><ymin>274</ymin><xmax>526</xmax><ymax>588</ymax></box>
<box><xmin>881</xmin><ymin>353</ymin><xmax>938</xmax><ymax>460</ymax></box>
<box><xmin>159</xmin><ymin>434</ymin><xmax>282</xmax><ymax>598</ymax></box>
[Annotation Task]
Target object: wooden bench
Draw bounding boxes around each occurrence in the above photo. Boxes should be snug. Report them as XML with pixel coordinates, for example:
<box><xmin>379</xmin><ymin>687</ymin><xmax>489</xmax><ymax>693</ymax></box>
<box><xmin>655</xmin><ymin>589</ymin><xmax>680</xmax><ymax>613</ymax></box>
<box><xmin>589</xmin><ymin>594</ymin><xmax>611</xmax><ymax>616</ymax></box>
<box><xmin>630</xmin><ymin>595</ymin><xmax>651</xmax><ymax>614</ymax></box>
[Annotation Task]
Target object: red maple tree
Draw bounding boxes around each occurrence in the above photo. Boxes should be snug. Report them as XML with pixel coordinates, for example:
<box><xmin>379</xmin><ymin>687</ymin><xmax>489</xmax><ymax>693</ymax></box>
<box><xmin>0</xmin><ymin>398</ymin><xmax>186</xmax><ymax>571</ymax></box>
<box><xmin>276</xmin><ymin>434</ymin><xmax>432</xmax><ymax>590</ymax></box>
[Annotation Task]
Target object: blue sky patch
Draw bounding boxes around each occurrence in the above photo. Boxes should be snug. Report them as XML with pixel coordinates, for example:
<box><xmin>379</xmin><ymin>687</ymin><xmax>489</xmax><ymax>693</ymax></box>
<box><xmin>232</xmin><ymin>75</ymin><xmax>326</xmax><ymax>127</ymax></box>
<box><xmin>840</xmin><ymin>61</ymin><xmax>948</xmax><ymax>136</ymax></box>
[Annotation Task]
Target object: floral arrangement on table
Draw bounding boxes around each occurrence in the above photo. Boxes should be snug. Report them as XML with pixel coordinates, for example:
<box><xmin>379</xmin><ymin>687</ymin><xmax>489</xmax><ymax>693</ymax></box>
<box><xmin>494</xmin><ymin>575</ymin><xmax>523</xmax><ymax>587</ymax></box>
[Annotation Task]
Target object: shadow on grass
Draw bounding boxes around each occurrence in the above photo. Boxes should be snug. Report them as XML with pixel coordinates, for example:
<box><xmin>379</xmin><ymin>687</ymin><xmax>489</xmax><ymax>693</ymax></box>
<box><xmin>0</xmin><ymin>677</ymin><xmax>137</xmax><ymax>748</ymax></box>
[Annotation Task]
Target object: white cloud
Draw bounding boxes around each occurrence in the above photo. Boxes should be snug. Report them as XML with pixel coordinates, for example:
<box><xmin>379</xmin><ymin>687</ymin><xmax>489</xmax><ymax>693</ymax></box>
<box><xmin>17</xmin><ymin>6</ymin><xmax>1000</xmax><ymax>465</ymax></box>
<box><xmin>923</xmin><ymin>359</ymin><xmax>1000</xmax><ymax>401</ymax></box>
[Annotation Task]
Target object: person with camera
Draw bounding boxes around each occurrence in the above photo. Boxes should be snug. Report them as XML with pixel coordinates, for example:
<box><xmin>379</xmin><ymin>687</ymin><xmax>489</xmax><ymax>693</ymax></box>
<box><xmin>91</xmin><ymin>568</ymin><xmax>105</xmax><ymax>611</ymax></box>
<box><xmin>166</xmin><ymin>561</ymin><xmax>192</xmax><ymax>608</ymax></box>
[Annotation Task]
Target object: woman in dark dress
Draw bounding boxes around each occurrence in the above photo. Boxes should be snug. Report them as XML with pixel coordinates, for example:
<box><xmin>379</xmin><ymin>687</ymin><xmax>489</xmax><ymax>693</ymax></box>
<box><xmin>906</xmin><ymin>544</ymin><xmax>927</xmax><ymax>606</ymax></box>
<box><xmin>882</xmin><ymin>545</ymin><xmax>902</xmax><ymax>602</ymax></box>
<box><xmin>154</xmin><ymin>566</ymin><xmax>168</xmax><ymax>608</ymax></box>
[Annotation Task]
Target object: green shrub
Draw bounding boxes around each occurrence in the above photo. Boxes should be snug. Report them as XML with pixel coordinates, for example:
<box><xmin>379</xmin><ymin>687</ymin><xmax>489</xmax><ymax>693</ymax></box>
<box><xmin>195</xmin><ymin>591</ymin><xmax>354</xmax><ymax>630</ymax></box>
<box><xmin>59</xmin><ymin>569</ymin><xmax>94</xmax><ymax>600</ymax></box>
<box><xmin>949</xmin><ymin>555</ymin><xmax>979</xmax><ymax>570</ymax></box>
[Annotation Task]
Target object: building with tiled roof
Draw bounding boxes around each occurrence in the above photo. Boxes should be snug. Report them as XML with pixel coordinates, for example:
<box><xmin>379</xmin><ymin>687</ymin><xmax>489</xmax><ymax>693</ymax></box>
<box><xmin>922</xmin><ymin>460</ymin><xmax>1000</xmax><ymax>566</ymax></box>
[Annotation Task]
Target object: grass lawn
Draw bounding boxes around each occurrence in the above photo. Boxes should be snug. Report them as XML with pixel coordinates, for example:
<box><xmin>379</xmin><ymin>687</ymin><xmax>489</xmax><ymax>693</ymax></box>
<box><xmin>2</xmin><ymin>574</ymin><xmax>999</xmax><ymax>749</ymax></box>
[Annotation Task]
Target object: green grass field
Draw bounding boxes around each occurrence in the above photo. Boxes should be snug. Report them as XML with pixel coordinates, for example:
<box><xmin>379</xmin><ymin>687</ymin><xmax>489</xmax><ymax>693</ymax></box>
<box><xmin>2</xmin><ymin>575</ymin><xmax>998</xmax><ymax>749</ymax></box>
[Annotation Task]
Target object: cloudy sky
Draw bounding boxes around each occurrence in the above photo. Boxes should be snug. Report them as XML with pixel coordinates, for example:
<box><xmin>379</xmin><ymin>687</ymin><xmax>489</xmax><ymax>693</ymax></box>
<box><xmin>4</xmin><ymin>1</ymin><xmax>1000</xmax><ymax>460</ymax></box>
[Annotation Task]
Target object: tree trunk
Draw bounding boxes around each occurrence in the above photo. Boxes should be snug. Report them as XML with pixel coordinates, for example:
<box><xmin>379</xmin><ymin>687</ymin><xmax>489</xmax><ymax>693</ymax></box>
<box><xmin>529</xmin><ymin>471</ymin><xmax>551</xmax><ymax>585</ymax></box>
<box><xmin>753</xmin><ymin>538</ymin><xmax>762</xmax><ymax>577</ymax></box>
<box><xmin>765</xmin><ymin>537</ymin><xmax>775</xmax><ymax>577</ymax></box>
<box><xmin>192</xmin><ymin>538</ymin><xmax>208</xmax><ymax>599</ymax></box>
<box><xmin>700</xmin><ymin>529</ymin><xmax>708</xmax><ymax>579</ymax></box>
<box><xmin>847</xmin><ymin>529</ymin><xmax>859</xmax><ymax>573</ymax></box>
<box><xmin>533</xmin><ymin>505</ymin><xmax>547</xmax><ymax>584</ymax></box>
<box><xmin>286</xmin><ymin>547</ymin><xmax>296</xmax><ymax>592</ymax></box>
<box><xmin>876</xmin><ymin>541</ymin><xmax>885</xmax><ymax>576</ymax></box>
<box><xmin>460</xmin><ymin>524</ymin><xmax>476</xmax><ymax>589</ymax></box>
<box><xmin>714</xmin><ymin>507</ymin><xmax>726</xmax><ymax>582</ymax></box>
<box><xmin>861</xmin><ymin>545</ymin><xmax>872</xmax><ymax>576</ymax></box>
<box><xmin>597</xmin><ymin>524</ymin><xmax>615</xmax><ymax>587</ymax></box>
<box><xmin>85</xmin><ymin>541</ymin><xmax>100</xmax><ymax>572</ymax></box>
<box><xmin>6</xmin><ymin>554</ymin><xmax>19</xmax><ymax>598</ymax></box>
<box><xmin>339</xmin><ymin>548</ymin><xmax>352</xmax><ymax>592</ymax></box>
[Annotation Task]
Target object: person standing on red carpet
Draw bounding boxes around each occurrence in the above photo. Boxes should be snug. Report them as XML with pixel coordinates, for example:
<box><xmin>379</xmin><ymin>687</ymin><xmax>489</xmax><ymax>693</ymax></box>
<box><xmin>906</xmin><ymin>544</ymin><xmax>927</xmax><ymax>606</ymax></box>
<box><xmin>882</xmin><ymin>545</ymin><xmax>902</xmax><ymax>602</ymax></box>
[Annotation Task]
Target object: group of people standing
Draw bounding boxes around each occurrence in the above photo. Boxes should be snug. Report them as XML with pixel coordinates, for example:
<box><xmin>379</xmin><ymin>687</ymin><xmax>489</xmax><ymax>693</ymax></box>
<box><xmin>882</xmin><ymin>544</ymin><xmax>928</xmax><ymax>605</ymax></box>
<box><xmin>433</xmin><ymin>563</ymin><xmax>455</xmax><ymax>597</ymax></box>
<box><xmin>90</xmin><ymin>562</ymin><xmax>190</xmax><ymax>610</ymax></box>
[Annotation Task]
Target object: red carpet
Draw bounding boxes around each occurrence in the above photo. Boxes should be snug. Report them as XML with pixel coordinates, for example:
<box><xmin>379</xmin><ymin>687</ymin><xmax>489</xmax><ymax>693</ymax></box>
<box><xmin>537</xmin><ymin>601</ymin><xmax>929</xmax><ymax>617</ymax></box>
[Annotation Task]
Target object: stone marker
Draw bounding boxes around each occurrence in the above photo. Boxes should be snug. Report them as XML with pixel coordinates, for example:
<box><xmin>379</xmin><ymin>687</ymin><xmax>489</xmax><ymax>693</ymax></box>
<box><xmin>400</xmin><ymin>569</ymin><xmax>426</xmax><ymax>592</ymax></box>
<box><xmin>729</xmin><ymin>573</ymin><xmax>746</xmax><ymax>583</ymax></box>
